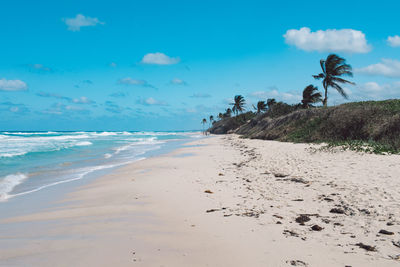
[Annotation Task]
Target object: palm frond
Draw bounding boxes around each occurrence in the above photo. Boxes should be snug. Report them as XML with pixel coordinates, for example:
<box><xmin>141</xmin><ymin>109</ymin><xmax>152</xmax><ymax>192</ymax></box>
<box><xmin>331</xmin><ymin>83</ymin><xmax>348</xmax><ymax>98</ymax></box>
<box><xmin>313</xmin><ymin>73</ymin><xmax>325</xmax><ymax>80</ymax></box>
<box><xmin>331</xmin><ymin>77</ymin><xmax>355</xmax><ymax>85</ymax></box>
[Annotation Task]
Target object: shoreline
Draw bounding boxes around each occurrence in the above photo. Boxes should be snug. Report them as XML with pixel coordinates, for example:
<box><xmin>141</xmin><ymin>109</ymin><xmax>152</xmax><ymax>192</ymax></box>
<box><xmin>0</xmin><ymin>136</ymin><xmax>198</xmax><ymax>220</ymax></box>
<box><xmin>1</xmin><ymin>135</ymin><xmax>400</xmax><ymax>266</ymax></box>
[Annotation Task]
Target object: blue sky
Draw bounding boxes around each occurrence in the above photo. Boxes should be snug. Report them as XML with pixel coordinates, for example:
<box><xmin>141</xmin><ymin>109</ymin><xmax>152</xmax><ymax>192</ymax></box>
<box><xmin>1</xmin><ymin>0</ymin><xmax>400</xmax><ymax>131</ymax></box>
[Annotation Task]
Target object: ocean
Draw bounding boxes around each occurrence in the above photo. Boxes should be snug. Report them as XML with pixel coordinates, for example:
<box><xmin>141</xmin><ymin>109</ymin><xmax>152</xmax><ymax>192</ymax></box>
<box><xmin>0</xmin><ymin>131</ymin><xmax>201</xmax><ymax>202</ymax></box>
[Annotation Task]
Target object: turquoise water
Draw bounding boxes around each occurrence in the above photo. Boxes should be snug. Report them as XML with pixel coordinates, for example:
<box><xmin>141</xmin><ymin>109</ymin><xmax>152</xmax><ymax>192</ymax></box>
<box><xmin>0</xmin><ymin>131</ymin><xmax>201</xmax><ymax>202</ymax></box>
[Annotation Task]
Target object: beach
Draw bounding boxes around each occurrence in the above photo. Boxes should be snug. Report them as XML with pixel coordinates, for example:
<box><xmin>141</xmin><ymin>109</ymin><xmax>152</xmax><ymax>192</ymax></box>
<box><xmin>1</xmin><ymin>134</ymin><xmax>400</xmax><ymax>266</ymax></box>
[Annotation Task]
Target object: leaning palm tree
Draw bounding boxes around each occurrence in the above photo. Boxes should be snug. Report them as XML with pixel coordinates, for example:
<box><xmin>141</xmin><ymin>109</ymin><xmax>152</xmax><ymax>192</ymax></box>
<box><xmin>256</xmin><ymin>101</ymin><xmax>268</xmax><ymax>113</ymax></box>
<box><xmin>313</xmin><ymin>54</ymin><xmax>355</xmax><ymax>107</ymax></box>
<box><xmin>302</xmin><ymin>85</ymin><xmax>322</xmax><ymax>108</ymax></box>
<box><xmin>266</xmin><ymin>98</ymin><xmax>276</xmax><ymax>110</ymax></box>
<box><xmin>231</xmin><ymin>95</ymin><xmax>245</xmax><ymax>116</ymax></box>
<box><xmin>201</xmin><ymin>118</ymin><xmax>207</xmax><ymax>134</ymax></box>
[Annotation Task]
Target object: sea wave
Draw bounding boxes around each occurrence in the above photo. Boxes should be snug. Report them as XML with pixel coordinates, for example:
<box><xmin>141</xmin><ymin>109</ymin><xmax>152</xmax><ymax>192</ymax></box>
<box><xmin>75</xmin><ymin>141</ymin><xmax>93</xmax><ymax>146</ymax></box>
<box><xmin>3</xmin><ymin>131</ymin><xmax>58</xmax><ymax>135</ymax></box>
<box><xmin>0</xmin><ymin>173</ymin><xmax>28</xmax><ymax>201</ymax></box>
<box><xmin>112</xmin><ymin>137</ymin><xmax>163</xmax><ymax>155</ymax></box>
<box><xmin>91</xmin><ymin>132</ymin><xmax>117</xmax><ymax>137</ymax></box>
<box><xmin>5</xmin><ymin>162</ymin><xmax>136</xmax><ymax>200</ymax></box>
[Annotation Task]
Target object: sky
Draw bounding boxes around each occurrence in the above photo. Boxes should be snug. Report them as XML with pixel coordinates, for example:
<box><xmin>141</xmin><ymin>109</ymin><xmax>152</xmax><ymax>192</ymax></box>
<box><xmin>1</xmin><ymin>0</ymin><xmax>400</xmax><ymax>131</ymax></box>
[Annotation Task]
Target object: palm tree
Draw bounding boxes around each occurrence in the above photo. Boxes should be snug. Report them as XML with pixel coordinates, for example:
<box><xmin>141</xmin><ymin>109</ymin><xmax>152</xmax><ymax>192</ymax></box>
<box><xmin>224</xmin><ymin>108</ymin><xmax>232</xmax><ymax>118</ymax></box>
<box><xmin>256</xmin><ymin>101</ymin><xmax>267</xmax><ymax>113</ymax></box>
<box><xmin>313</xmin><ymin>54</ymin><xmax>355</xmax><ymax>107</ymax></box>
<box><xmin>201</xmin><ymin>118</ymin><xmax>207</xmax><ymax>134</ymax></box>
<box><xmin>266</xmin><ymin>98</ymin><xmax>276</xmax><ymax>110</ymax></box>
<box><xmin>231</xmin><ymin>95</ymin><xmax>245</xmax><ymax>116</ymax></box>
<box><xmin>302</xmin><ymin>85</ymin><xmax>322</xmax><ymax>108</ymax></box>
<box><xmin>209</xmin><ymin>115</ymin><xmax>214</xmax><ymax>127</ymax></box>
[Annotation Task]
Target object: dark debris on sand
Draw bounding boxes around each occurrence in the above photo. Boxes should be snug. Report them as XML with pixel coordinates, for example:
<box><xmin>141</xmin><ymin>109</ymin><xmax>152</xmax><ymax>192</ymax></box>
<box><xmin>273</xmin><ymin>173</ymin><xmax>289</xmax><ymax>178</ymax></box>
<box><xmin>311</xmin><ymin>225</ymin><xmax>323</xmax><ymax>231</ymax></box>
<box><xmin>287</xmin><ymin>259</ymin><xmax>308</xmax><ymax>266</ymax></box>
<box><xmin>355</xmin><ymin>242</ymin><xmax>376</xmax><ymax>252</ymax></box>
<box><xmin>378</xmin><ymin>229</ymin><xmax>394</xmax><ymax>235</ymax></box>
<box><xmin>283</xmin><ymin>230</ymin><xmax>299</xmax><ymax>237</ymax></box>
<box><xmin>330</xmin><ymin>208</ymin><xmax>345</xmax><ymax>214</ymax></box>
<box><xmin>392</xmin><ymin>241</ymin><xmax>400</xmax><ymax>248</ymax></box>
<box><xmin>285</xmin><ymin>177</ymin><xmax>309</xmax><ymax>184</ymax></box>
<box><xmin>295</xmin><ymin>215</ymin><xmax>311</xmax><ymax>225</ymax></box>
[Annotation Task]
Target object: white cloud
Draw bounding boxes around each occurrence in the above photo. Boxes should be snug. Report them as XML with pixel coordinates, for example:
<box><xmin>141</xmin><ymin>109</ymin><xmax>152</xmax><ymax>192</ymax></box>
<box><xmin>37</xmin><ymin>92</ymin><xmax>94</xmax><ymax>104</ymax></box>
<box><xmin>284</xmin><ymin>27</ymin><xmax>371</xmax><ymax>53</ymax></box>
<box><xmin>0</xmin><ymin>101</ymin><xmax>29</xmax><ymax>113</ymax></box>
<box><xmin>141</xmin><ymin>52</ymin><xmax>180</xmax><ymax>65</ymax></box>
<box><xmin>356</xmin><ymin>59</ymin><xmax>400</xmax><ymax>78</ymax></box>
<box><xmin>65</xmin><ymin>105</ymin><xmax>85</xmax><ymax>111</ymax></box>
<box><xmin>137</xmin><ymin>97</ymin><xmax>168</xmax><ymax>106</ymax></box>
<box><xmin>27</xmin><ymin>64</ymin><xmax>52</xmax><ymax>72</ymax></box>
<box><xmin>358</xmin><ymin>82</ymin><xmax>383</xmax><ymax>92</ymax></box>
<box><xmin>170</xmin><ymin>78</ymin><xmax>186</xmax><ymax>85</ymax></box>
<box><xmin>354</xmin><ymin>81</ymin><xmax>400</xmax><ymax>100</ymax></box>
<box><xmin>109</xmin><ymin>62</ymin><xmax>117</xmax><ymax>67</ymax></box>
<box><xmin>64</xmin><ymin>14</ymin><xmax>104</xmax><ymax>31</ymax></box>
<box><xmin>118</xmin><ymin>77</ymin><xmax>156</xmax><ymax>88</ymax></box>
<box><xmin>0</xmin><ymin>79</ymin><xmax>28</xmax><ymax>91</ymax></box>
<box><xmin>72</xmin><ymin>96</ymin><xmax>93</xmax><ymax>104</ymax></box>
<box><xmin>109</xmin><ymin>92</ymin><xmax>127</xmax><ymax>98</ymax></box>
<box><xmin>387</xmin><ymin>35</ymin><xmax>400</xmax><ymax>47</ymax></box>
<box><xmin>190</xmin><ymin>93</ymin><xmax>211</xmax><ymax>98</ymax></box>
<box><xmin>248</xmin><ymin>89</ymin><xmax>301</xmax><ymax>104</ymax></box>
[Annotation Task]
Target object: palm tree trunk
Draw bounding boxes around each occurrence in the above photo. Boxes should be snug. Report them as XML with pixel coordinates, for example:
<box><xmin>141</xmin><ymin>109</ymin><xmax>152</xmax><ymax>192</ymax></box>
<box><xmin>323</xmin><ymin>86</ymin><xmax>328</xmax><ymax>107</ymax></box>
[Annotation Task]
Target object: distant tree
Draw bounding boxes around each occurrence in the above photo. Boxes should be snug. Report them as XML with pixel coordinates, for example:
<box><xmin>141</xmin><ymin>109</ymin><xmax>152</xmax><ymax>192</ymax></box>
<box><xmin>301</xmin><ymin>85</ymin><xmax>322</xmax><ymax>108</ymax></box>
<box><xmin>201</xmin><ymin>118</ymin><xmax>207</xmax><ymax>134</ymax></box>
<box><xmin>256</xmin><ymin>101</ymin><xmax>268</xmax><ymax>113</ymax></box>
<box><xmin>218</xmin><ymin>113</ymin><xmax>223</xmax><ymax>120</ymax></box>
<box><xmin>267</xmin><ymin>98</ymin><xmax>276</xmax><ymax>110</ymax></box>
<box><xmin>209</xmin><ymin>115</ymin><xmax>214</xmax><ymax>127</ymax></box>
<box><xmin>313</xmin><ymin>54</ymin><xmax>355</xmax><ymax>107</ymax></box>
<box><xmin>231</xmin><ymin>95</ymin><xmax>246</xmax><ymax>116</ymax></box>
<box><xmin>224</xmin><ymin>108</ymin><xmax>232</xmax><ymax>118</ymax></box>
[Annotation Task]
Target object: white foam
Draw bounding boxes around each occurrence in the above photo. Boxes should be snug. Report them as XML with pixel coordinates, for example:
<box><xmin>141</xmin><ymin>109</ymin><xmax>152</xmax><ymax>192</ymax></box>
<box><xmin>0</xmin><ymin>173</ymin><xmax>28</xmax><ymax>201</ymax></box>
<box><xmin>0</xmin><ymin>134</ymin><xmax>92</xmax><ymax>158</ymax></box>
<box><xmin>75</xmin><ymin>141</ymin><xmax>92</xmax><ymax>146</ymax></box>
<box><xmin>93</xmin><ymin>132</ymin><xmax>117</xmax><ymax>136</ymax></box>
<box><xmin>0</xmin><ymin>152</ymin><xmax>28</xmax><ymax>158</ymax></box>
<box><xmin>6</xmin><ymin>163</ymin><xmax>129</xmax><ymax>200</ymax></box>
<box><xmin>3</xmin><ymin>131</ymin><xmax>58</xmax><ymax>135</ymax></box>
<box><xmin>104</xmin><ymin>153</ymin><xmax>112</xmax><ymax>159</ymax></box>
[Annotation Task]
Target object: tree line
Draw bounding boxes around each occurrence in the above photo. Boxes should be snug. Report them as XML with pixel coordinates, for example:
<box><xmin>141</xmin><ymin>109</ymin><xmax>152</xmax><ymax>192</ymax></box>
<box><xmin>201</xmin><ymin>53</ymin><xmax>354</xmax><ymax>131</ymax></box>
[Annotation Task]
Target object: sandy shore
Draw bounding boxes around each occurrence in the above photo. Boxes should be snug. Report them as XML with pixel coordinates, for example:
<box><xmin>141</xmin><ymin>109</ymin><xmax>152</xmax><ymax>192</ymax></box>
<box><xmin>1</xmin><ymin>135</ymin><xmax>400</xmax><ymax>266</ymax></box>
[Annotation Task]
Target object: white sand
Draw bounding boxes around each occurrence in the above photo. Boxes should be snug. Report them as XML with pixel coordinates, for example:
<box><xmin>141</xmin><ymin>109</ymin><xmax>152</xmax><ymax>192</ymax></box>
<box><xmin>1</xmin><ymin>135</ymin><xmax>400</xmax><ymax>266</ymax></box>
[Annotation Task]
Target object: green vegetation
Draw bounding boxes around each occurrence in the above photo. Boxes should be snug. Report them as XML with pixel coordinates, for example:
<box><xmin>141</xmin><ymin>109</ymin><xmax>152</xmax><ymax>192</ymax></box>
<box><xmin>321</xmin><ymin>140</ymin><xmax>400</xmax><ymax>155</ymax></box>
<box><xmin>256</xmin><ymin>101</ymin><xmax>267</xmax><ymax>113</ymax></box>
<box><xmin>203</xmin><ymin>54</ymin><xmax>400</xmax><ymax>154</ymax></box>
